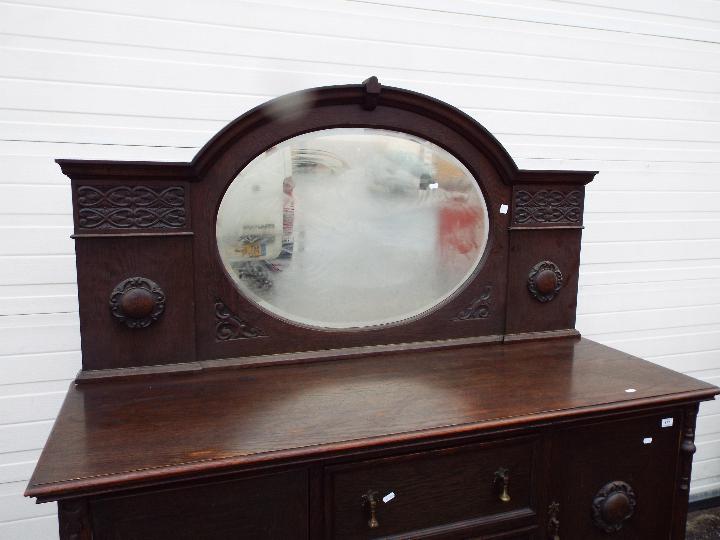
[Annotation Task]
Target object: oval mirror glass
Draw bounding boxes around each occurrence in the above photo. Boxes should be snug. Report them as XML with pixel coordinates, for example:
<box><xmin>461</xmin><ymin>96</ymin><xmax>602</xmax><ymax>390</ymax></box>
<box><xmin>216</xmin><ymin>128</ymin><xmax>489</xmax><ymax>329</ymax></box>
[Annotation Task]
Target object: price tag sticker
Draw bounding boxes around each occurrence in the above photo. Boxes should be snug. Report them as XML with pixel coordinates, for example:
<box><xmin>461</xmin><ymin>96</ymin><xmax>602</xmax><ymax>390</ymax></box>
<box><xmin>661</xmin><ymin>417</ymin><xmax>674</xmax><ymax>428</ymax></box>
<box><xmin>383</xmin><ymin>492</ymin><xmax>395</xmax><ymax>504</ymax></box>
<box><xmin>499</xmin><ymin>204</ymin><xmax>509</xmax><ymax>214</ymax></box>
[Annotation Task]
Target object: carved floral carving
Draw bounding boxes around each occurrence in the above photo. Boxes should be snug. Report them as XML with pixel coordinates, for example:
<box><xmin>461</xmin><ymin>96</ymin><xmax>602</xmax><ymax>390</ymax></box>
<box><xmin>215</xmin><ymin>300</ymin><xmax>264</xmax><ymax>341</ymax></box>
<box><xmin>77</xmin><ymin>185</ymin><xmax>186</xmax><ymax>229</ymax></box>
<box><xmin>513</xmin><ymin>189</ymin><xmax>582</xmax><ymax>225</ymax></box>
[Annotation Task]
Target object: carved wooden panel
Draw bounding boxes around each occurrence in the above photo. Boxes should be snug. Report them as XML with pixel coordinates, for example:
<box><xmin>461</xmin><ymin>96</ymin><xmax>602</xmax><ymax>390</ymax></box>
<box><xmin>76</xmin><ymin>185</ymin><xmax>186</xmax><ymax>230</ymax></box>
<box><xmin>454</xmin><ymin>286</ymin><xmax>492</xmax><ymax>320</ymax></box>
<box><xmin>215</xmin><ymin>300</ymin><xmax>264</xmax><ymax>341</ymax></box>
<box><xmin>511</xmin><ymin>187</ymin><xmax>583</xmax><ymax>227</ymax></box>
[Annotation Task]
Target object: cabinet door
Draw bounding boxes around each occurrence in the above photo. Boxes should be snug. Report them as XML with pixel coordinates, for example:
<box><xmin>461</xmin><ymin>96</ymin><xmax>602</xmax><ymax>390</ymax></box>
<box><xmin>90</xmin><ymin>469</ymin><xmax>308</xmax><ymax>540</ymax></box>
<box><xmin>553</xmin><ymin>411</ymin><xmax>680</xmax><ymax>539</ymax></box>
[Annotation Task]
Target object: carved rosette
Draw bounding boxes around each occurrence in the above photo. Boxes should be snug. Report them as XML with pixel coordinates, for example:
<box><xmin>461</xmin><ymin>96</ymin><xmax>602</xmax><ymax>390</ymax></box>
<box><xmin>109</xmin><ymin>277</ymin><xmax>165</xmax><ymax>328</ymax></box>
<box><xmin>454</xmin><ymin>286</ymin><xmax>492</xmax><ymax>320</ymax></box>
<box><xmin>528</xmin><ymin>261</ymin><xmax>563</xmax><ymax>302</ymax></box>
<box><xmin>513</xmin><ymin>189</ymin><xmax>582</xmax><ymax>225</ymax></box>
<box><xmin>215</xmin><ymin>300</ymin><xmax>264</xmax><ymax>341</ymax></box>
<box><xmin>76</xmin><ymin>185</ymin><xmax>186</xmax><ymax>229</ymax></box>
<box><xmin>592</xmin><ymin>481</ymin><xmax>637</xmax><ymax>533</ymax></box>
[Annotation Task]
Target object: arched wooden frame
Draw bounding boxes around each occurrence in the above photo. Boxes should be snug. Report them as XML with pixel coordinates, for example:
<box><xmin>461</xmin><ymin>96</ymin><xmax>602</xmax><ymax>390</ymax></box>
<box><xmin>59</xmin><ymin>77</ymin><xmax>595</xmax><ymax>373</ymax></box>
<box><xmin>193</xmin><ymin>78</ymin><xmax>512</xmax><ymax>360</ymax></box>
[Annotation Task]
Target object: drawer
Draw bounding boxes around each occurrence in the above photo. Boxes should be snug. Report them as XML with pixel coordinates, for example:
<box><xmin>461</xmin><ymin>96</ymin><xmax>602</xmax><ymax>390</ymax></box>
<box><xmin>326</xmin><ymin>438</ymin><xmax>539</xmax><ymax>539</ymax></box>
<box><xmin>90</xmin><ymin>469</ymin><xmax>308</xmax><ymax>540</ymax></box>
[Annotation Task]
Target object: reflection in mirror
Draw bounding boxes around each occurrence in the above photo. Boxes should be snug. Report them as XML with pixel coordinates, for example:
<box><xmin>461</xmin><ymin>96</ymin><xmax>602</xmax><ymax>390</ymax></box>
<box><xmin>216</xmin><ymin>128</ymin><xmax>489</xmax><ymax>329</ymax></box>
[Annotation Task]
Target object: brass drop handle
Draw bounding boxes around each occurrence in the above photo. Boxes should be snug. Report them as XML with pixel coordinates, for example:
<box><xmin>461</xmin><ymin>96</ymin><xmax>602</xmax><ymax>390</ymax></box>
<box><xmin>361</xmin><ymin>490</ymin><xmax>380</xmax><ymax>529</ymax></box>
<box><xmin>494</xmin><ymin>467</ymin><xmax>511</xmax><ymax>503</ymax></box>
<box><xmin>548</xmin><ymin>501</ymin><xmax>560</xmax><ymax>539</ymax></box>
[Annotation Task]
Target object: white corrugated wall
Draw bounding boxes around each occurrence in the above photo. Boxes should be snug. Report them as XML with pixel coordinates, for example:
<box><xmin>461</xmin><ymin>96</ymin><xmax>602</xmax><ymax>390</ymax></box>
<box><xmin>1</xmin><ymin>1</ymin><xmax>719</xmax><ymax>537</ymax></box>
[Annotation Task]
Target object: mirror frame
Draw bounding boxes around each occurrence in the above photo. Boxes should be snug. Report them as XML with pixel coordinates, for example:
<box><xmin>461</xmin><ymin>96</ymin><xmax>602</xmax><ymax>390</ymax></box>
<box><xmin>58</xmin><ymin>77</ymin><xmax>596</xmax><ymax>373</ymax></box>
<box><xmin>193</xmin><ymin>78</ymin><xmax>512</xmax><ymax>360</ymax></box>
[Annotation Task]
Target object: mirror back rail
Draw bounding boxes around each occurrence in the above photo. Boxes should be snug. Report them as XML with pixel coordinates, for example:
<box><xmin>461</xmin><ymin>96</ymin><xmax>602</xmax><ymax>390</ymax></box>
<box><xmin>57</xmin><ymin>78</ymin><xmax>596</xmax><ymax>381</ymax></box>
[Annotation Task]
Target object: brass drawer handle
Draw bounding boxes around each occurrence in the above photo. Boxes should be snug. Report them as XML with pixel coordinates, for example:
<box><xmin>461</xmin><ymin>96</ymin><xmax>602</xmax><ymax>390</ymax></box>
<box><xmin>361</xmin><ymin>490</ymin><xmax>380</xmax><ymax>529</ymax></box>
<box><xmin>548</xmin><ymin>501</ymin><xmax>560</xmax><ymax>539</ymax></box>
<box><xmin>494</xmin><ymin>467</ymin><xmax>511</xmax><ymax>503</ymax></box>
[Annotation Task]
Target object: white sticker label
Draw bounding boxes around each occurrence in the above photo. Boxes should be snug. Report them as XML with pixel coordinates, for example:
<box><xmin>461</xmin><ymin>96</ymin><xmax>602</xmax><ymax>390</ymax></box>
<box><xmin>428</xmin><ymin>182</ymin><xmax>439</xmax><ymax>190</ymax></box>
<box><xmin>643</xmin><ymin>437</ymin><xmax>653</xmax><ymax>444</ymax></box>
<box><xmin>499</xmin><ymin>204</ymin><xmax>509</xmax><ymax>214</ymax></box>
<box><xmin>662</xmin><ymin>417</ymin><xmax>674</xmax><ymax>428</ymax></box>
<box><xmin>383</xmin><ymin>492</ymin><xmax>395</xmax><ymax>504</ymax></box>
<box><xmin>625</xmin><ymin>388</ymin><xmax>637</xmax><ymax>393</ymax></box>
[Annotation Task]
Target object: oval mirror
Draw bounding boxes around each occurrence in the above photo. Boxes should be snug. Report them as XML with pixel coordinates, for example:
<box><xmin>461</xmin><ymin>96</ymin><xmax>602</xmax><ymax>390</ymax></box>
<box><xmin>216</xmin><ymin>128</ymin><xmax>489</xmax><ymax>329</ymax></box>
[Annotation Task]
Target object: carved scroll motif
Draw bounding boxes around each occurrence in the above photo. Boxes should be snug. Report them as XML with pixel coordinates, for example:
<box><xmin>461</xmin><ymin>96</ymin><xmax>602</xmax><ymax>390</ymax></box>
<box><xmin>455</xmin><ymin>286</ymin><xmax>492</xmax><ymax>320</ymax></box>
<box><xmin>513</xmin><ymin>189</ymin><xmax>582</xmax><ymax>226</ymax></box>
<box><xmin>215</xmin><ymin>299</ymin><xmax>264</xmax><ymax>341</ymax></box>
<box><xmin>76</xmin><ymin>185</ymin><xmax>186</xmax><ymax>229</ymax></box>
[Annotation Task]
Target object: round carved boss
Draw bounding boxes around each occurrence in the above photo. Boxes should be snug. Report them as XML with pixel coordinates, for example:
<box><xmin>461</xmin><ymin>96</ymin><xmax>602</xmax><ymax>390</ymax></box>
<box><xmin>109</xmin><ymin>277</ymin><xmax>165</xmax><ymax>328</ymax></box>
<box><xmin>592</xmin><ymin>481</ymin><xmax>637</xmax><ymax>533</ymax></box>
<box><xmin>528</xmin><ymin>260</ymin><xmax>563</xmax><ymax>303</ymax></box>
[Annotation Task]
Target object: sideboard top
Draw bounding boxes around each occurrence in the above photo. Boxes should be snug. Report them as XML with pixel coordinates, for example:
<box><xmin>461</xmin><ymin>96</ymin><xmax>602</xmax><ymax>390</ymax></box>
<box><xmin>26</xmin><ymin>337</ymin><xmax>718</xmax><ymax>502</ymax></box>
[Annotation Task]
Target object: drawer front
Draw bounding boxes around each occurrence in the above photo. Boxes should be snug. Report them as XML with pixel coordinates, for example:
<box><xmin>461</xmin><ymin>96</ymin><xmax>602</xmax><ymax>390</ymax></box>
<box><xmin>326</xmin><ymin>438</ymin><xmax>539</xmax><ymax>539</ymax></box>
<box><xmin>90</xmin><ymin>469</ymin><xmax>308</xmax><ymax>540</ymax></box>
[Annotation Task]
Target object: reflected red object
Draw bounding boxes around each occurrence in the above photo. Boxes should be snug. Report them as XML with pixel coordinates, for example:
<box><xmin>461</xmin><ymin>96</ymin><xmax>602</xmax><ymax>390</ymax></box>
<box><xmin>438</xmin><ymin>200</ymin><xmax>481</xmax><ymax>256</ymax></box>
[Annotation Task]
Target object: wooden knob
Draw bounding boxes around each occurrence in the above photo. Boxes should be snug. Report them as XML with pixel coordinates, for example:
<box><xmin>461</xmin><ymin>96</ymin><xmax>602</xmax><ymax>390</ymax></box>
<box><xmin>109</xmin><ymin>277</ymin><xmax>165</xmax><ymax>328</ymax></box>
<box><xmin>528</xmin><ymin>261</ymin><xmax>563</xmax><ymax>302</ymax></box>
<box><xmin>534</xmin><ymin>269</ymin><xmax>558</xmax><ymax>295</ymax></box>
<box><xmin>601</xmin><ymin>492</ymin><xmax>633</xmax><ymax>525</ymax></box>
<box><xmin>592</xmin><ymin>481</ymin><xmax>636</xmax><ymax>533</ymax></box>
<box><xmin>119</xmin><ymin>287</ymin><xmax>156</xmax><ymax>319</ymax></box>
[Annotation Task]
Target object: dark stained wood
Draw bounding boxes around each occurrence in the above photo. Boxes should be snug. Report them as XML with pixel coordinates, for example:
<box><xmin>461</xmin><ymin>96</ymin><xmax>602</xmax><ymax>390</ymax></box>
<box><xmin>57</xmin><ymin>79</ymin><xmax>597</xmax><ymax>370</ymax></box>
<box><xmin>74</xmin><ymin>236</ymin><xmax>196</xmax><ymax>369</ymax></box>
<box><xmin>89</xmin><ymin>470</ymin><xmax>308</xmax><ymax>540</ymax></box>
<box><xmin>326</xmin><ymin>437</ymin><xmax>538</xmax><ymax>538</ymax></box>
<box><xmin>191</xmin><ymin>99</ymin><xmax>512</xmax><ymax>362</ymax></box>
<box><xmin>57</xmin><ymin>159</ymin><xmax>197</xmax><ymax>181</ymax></box>
<box><xmin>26</xmin><ymin>338</ymin><xmax>716</xmax><ymax>501</ymax></box>
<box><xmin>58</xmin><ymin>499</ymin><xmax>91</xmax><ymax>540</ymax></box>
<box><xmin>33</xmin><ymin>78</ymin><xmax>715</xmax><ymax>539</ymax></box>
<box><xmin>505</xmin><ymin>229</ymin><xmax>582</xmax><ymax>335</ymax></box>
<box><xmin>554</xmin><ymin>412</ymin><xmax>680</xmax><ymax>538</ymax></box>
<box><xmin>673</xmin><ymin>403</ymin><xmax>701</xmax><ymax>538</ymax></box>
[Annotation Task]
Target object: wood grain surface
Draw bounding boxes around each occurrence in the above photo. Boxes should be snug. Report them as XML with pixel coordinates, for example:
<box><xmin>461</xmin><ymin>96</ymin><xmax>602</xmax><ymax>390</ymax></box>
<box><xmin>26</xmin><ymin>337</ymin><xmax>718</xmax><ymax>501</ymax></box>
